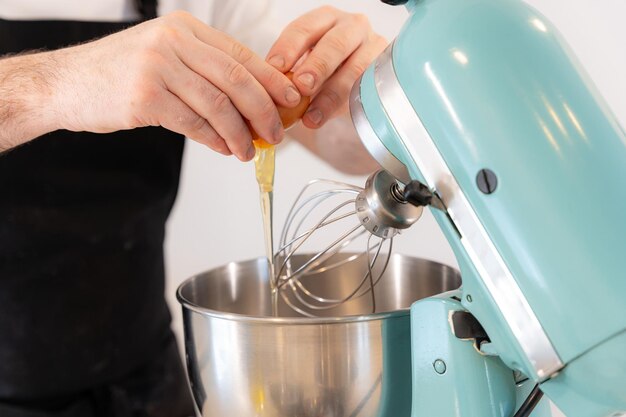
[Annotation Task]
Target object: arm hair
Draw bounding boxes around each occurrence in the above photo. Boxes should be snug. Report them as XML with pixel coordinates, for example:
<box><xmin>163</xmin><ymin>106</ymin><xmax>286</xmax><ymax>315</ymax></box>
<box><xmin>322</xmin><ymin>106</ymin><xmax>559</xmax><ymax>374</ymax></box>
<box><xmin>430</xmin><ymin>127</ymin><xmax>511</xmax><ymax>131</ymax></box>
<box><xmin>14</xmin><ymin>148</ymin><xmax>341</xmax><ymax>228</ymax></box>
<box><xmin>0</xmin><ymin>52</ymin><xmax>59</xmax><ymax>153</ymax></box>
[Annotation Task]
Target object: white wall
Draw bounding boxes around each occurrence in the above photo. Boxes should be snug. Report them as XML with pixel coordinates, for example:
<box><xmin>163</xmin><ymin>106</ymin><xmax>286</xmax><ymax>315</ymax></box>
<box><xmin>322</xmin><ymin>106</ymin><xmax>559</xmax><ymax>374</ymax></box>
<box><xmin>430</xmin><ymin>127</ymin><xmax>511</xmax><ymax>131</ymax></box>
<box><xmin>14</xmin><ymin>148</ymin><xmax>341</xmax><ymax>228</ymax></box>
<box><xmin>164</xmin><ymin>1</ymin><xmax>626</xmax><ymax>416</ymax></box>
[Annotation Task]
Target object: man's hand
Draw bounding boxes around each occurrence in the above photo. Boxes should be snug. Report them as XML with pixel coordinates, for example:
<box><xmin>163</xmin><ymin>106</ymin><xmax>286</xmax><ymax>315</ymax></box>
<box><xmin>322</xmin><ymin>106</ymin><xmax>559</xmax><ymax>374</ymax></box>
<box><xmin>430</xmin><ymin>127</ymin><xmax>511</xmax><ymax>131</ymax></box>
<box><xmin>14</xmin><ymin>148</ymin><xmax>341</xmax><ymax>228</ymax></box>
<box><xmin>0</xmin><ymin>11</ymin><xmax>302</xmax><ymax>160</ymax></box>
<box><xmin>266</xmin><ymin>6</ymin><xmax>388</xmax><ymax>129</ymax></box>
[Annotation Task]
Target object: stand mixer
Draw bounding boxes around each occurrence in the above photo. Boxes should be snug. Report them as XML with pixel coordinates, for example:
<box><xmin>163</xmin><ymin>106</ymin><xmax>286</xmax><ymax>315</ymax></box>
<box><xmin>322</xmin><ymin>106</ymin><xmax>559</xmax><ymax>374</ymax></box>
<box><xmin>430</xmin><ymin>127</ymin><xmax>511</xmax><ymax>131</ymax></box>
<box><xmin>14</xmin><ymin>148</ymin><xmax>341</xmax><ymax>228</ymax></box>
<box><xmin>348</xmin><ymin>0</ymin><xmax>626</xmax><ymax>415</ymax></box>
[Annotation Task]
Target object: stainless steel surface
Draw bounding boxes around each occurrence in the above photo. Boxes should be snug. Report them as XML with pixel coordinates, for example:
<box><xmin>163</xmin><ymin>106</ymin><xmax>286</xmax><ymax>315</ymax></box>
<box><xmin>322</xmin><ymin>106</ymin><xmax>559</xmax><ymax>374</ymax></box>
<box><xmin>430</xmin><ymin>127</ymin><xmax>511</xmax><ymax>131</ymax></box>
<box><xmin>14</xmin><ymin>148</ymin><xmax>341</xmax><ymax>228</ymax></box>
<box><xmin>374</xmin><ymin>42</ymin><xmax>563</xmax><ymax>380</ymax></box>
<box><xmin>356</xmin><ymin>170</ymin><xmax>423</xmax><ymax>238</ymax></box>
<box><xmin>349</xmin><ymin>76</ymin><xmax>411</xmax><ymax>184</ymax></box>
<box><xmin>178</xmin><ymin>254</ymin><xmax>461</xmax><ymax>417</ymax></box>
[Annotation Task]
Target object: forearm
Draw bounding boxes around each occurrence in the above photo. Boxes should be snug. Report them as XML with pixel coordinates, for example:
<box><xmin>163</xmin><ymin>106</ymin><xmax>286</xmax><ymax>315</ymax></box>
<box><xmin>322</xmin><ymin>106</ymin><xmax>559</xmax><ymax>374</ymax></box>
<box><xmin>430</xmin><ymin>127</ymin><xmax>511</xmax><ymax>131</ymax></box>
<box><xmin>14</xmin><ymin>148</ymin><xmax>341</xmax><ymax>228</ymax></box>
<box><xmin>290</xmin><ymin>108</ymin><xmax>379</xmax><ymax>176</ymax></box>
<box><xmin>0</xmin><ymin>52</ymin><xmax>61</xmax><ymax>152</ymax></box>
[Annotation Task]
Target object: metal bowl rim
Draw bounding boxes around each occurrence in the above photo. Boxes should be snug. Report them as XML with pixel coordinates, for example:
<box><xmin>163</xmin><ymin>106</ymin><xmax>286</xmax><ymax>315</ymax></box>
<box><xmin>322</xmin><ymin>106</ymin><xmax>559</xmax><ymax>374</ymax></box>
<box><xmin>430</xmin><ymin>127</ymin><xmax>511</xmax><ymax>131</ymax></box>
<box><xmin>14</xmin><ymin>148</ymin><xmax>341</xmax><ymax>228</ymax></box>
<box><xmin>177</xmin><ymin>297</ymin><xmax>410</xmax><ymax>325</ymax></box>
<box><xmin>176</xmin><ymin>254</ymin><xmax>458</xmax><ymax>325</ymax></box>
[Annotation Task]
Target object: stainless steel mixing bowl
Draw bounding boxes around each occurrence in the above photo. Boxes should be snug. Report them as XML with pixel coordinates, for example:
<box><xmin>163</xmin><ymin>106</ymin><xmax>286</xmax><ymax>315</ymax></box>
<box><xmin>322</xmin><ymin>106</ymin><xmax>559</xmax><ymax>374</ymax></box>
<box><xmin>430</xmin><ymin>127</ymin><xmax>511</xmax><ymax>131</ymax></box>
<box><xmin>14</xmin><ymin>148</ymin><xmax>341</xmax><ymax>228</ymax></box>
<box><xmin>177</xmin><ymin>253</ymin><xmax>461</xmax><ymax>417</ymax></box>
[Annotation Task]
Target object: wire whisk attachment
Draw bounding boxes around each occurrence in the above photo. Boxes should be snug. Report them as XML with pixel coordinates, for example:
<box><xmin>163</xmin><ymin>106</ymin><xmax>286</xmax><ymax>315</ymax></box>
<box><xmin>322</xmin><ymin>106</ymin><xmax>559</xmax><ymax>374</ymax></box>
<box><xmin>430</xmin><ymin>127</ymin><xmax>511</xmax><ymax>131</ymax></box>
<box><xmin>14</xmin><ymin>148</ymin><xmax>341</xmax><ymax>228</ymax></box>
<box><xmin>274</xmin><ymin>170</ymin><xmax>424</xmax><ymax>317</ymax></box>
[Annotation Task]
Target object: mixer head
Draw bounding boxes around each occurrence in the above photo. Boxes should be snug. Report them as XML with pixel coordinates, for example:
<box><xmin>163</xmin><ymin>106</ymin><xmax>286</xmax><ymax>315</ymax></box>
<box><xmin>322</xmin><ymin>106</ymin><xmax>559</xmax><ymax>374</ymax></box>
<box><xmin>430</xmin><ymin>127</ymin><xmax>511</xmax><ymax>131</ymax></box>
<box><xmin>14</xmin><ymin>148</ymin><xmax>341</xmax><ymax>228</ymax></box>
<box><xmin>275</xmin><ymin>171</ymin><xmax>426</xmax><ymax>317</ymax></box>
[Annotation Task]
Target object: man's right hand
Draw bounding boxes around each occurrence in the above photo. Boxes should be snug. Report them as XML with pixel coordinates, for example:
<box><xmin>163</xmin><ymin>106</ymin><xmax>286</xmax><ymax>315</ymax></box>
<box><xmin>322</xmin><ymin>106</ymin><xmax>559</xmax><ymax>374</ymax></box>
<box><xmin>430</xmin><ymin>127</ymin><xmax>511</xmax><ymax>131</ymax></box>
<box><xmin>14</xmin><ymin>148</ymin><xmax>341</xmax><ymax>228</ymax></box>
<box><xmin>0</xmin><ymin>11</ymin><xmax>301</xmax><ymax>160</ymax></box>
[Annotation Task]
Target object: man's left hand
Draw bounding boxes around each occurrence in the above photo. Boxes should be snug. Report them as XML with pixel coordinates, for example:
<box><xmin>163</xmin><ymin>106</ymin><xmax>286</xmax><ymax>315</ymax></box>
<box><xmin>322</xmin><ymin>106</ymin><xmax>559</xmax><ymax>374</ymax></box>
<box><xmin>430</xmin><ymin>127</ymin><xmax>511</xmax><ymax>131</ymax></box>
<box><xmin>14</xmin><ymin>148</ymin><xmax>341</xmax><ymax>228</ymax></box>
<box><xmin>266</xmin><ymin>6</ymin><xmax>388</xmax><ymax>129</ymax></box>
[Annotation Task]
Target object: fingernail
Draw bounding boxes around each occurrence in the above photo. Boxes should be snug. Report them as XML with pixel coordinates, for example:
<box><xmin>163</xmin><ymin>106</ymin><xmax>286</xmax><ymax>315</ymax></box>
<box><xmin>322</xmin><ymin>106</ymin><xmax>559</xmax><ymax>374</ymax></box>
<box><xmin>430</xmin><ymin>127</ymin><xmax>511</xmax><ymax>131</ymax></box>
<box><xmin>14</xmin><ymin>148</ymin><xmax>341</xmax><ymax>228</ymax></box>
<box><xmin>298</xmin><ymin>73</ymin><xmax>315</xmax><ymax>90</ymax></box>
<box><xmin>267</xmin><ymin>55</ymin><xmax>285</xmax><ymax>69</ymax></box>
<box><xmin>285</xmin><ymin>86</ymin><xmax>301</xmax><ymax>104</ymax></box>
<box><xmin>246</xmin><ymin>145</ymin><xmax>256</xmax><ymax>160</ymax></box>
<box><xmin>306</xmin><ymin>108</ymin><xmax>323</xmax><ymax>126</ymax></box>
<box><xmin>273</xmin><ymin>122</ymin><xmax>285</xmax><ymax>143</ymax></box>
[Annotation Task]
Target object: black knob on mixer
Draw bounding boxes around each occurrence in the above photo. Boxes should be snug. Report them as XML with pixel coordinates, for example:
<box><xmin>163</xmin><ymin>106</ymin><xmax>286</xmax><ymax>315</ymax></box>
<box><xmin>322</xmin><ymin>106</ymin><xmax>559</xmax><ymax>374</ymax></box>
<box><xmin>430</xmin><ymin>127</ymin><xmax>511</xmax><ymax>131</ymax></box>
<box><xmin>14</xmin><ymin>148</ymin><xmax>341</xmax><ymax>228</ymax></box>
<box><xmin>380</xmin><ymin>0</ymin><xmax>409</xmax><ymax>5</ymax></box>
<box><xmin>403</xmin><ymin>181</ymin><xmax>433</xmax><ymax>207</ymax></box>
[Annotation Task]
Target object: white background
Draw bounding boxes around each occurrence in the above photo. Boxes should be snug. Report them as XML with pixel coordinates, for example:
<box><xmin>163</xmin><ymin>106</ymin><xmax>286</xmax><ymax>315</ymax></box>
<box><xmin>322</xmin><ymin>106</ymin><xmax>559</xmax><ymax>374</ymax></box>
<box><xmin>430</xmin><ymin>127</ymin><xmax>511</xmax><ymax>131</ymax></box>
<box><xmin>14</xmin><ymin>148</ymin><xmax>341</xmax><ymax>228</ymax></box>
<box><xmin>164</xmin><ymin>1</ymin><xmax>626</xmax><ymax>416</ymax></box>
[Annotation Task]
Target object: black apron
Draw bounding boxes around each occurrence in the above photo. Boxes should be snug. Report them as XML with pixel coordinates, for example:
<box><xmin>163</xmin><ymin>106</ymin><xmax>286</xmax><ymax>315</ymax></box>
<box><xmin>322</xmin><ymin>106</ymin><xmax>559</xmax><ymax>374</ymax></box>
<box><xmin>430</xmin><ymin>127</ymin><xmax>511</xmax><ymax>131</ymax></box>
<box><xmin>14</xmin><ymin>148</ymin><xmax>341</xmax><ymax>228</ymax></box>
<box><xmin>0</xmin><ymin>1</ymin><xmax>195</xmax><ymax>416</ymax></box>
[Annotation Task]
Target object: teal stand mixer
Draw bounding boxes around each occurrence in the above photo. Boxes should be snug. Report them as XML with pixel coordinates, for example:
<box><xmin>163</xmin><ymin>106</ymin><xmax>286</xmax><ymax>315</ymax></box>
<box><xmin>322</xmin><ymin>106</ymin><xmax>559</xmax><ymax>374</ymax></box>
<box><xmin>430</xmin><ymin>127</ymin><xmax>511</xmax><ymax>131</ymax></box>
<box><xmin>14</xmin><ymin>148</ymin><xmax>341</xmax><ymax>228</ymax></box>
<box><xmin>350</xmin><ymin>0</ymin><xmax>626</xmax><ymax>415</ymax></box>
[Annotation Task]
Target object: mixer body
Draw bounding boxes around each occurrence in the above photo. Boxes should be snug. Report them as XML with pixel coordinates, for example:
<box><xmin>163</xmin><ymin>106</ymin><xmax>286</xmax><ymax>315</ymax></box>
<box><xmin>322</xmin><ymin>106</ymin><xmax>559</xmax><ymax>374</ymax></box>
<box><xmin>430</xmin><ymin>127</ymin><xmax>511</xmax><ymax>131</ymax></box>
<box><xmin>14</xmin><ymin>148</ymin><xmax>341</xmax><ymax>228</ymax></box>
<box><xmin>351</xmin><ymin>0</ymin><xmax>626</xmax><ymax>415</ymax></box>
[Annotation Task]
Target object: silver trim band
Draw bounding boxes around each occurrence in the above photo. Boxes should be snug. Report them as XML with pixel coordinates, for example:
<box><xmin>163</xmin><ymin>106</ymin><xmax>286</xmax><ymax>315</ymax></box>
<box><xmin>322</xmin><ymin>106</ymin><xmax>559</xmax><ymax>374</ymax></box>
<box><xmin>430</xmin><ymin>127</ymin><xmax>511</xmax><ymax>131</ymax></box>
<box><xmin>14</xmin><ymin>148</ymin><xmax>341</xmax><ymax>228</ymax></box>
<box><xmin>350</xmin><ymin>76</ymin><xmax>411</xmax><ymax>184</ymax></box>
<box><xmin>373</xmin><ymin>44</ymin><xmax>563</xmax><ymax>380</ymax></box>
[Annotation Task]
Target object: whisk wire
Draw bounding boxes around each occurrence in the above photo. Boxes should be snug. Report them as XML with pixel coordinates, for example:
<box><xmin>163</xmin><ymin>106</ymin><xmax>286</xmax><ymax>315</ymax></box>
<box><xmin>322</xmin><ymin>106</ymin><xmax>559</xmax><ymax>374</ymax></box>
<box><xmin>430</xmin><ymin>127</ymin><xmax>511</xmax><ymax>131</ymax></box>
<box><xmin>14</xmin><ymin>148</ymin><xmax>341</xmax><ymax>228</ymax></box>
<box><xmin>279</xmin><ymin>178</ymin><xmax>361</xmax><ymax>245</ymax></box>
<box><xmin>277</xmin><ymin>198</ymin><xmax>357</xmax><ymax>282</ymax></box>
<box><xmin>277</xmin><ymin>222</ymin><xmax>362</xmax><ymax>291</ymax></box>
<box><xmin>289</xmin><ymin>235</ymin><xmax>386</xmax><ymax>307</ymax></box>
<box><xmin>275</xmin><ymin>175</ymin><xmax>398</xmax><ymax>317</ymax></box>
<box><xmin>276</xmin><ymin>210</ymin><xmax>357</xmax><ymax>256</ymax></box>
